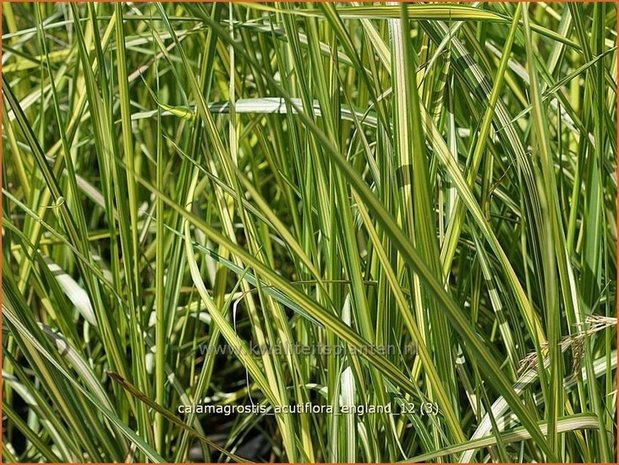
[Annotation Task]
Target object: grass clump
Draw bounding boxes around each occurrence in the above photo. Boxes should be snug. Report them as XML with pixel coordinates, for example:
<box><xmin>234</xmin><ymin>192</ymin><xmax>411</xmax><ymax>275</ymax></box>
<box><xmin>2</xmin><ymin>2</ymin><xmax>617</xmax><ymax>462</ymax></box>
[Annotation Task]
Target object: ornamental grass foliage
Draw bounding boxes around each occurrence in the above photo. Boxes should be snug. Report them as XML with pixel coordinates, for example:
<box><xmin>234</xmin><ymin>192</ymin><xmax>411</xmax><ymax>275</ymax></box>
<box><xmin>2</xmin><ymin>2</ymin><xmax>617</xmax><ymax>463</ymax></box>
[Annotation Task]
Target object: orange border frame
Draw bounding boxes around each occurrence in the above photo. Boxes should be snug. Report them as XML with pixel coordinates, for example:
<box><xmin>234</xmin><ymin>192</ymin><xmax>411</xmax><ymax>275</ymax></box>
<box><xmin>0</xmin><ymin>1</ymin><xmax>616</xmax><ymax>464</ymax></box>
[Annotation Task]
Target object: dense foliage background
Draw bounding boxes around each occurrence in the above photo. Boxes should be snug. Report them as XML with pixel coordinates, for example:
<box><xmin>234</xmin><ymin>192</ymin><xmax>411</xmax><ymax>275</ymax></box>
<box><xmin>2</xmin><ymin>2</ymin><xmax>617</xmax><ymax>462</ymax></box>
